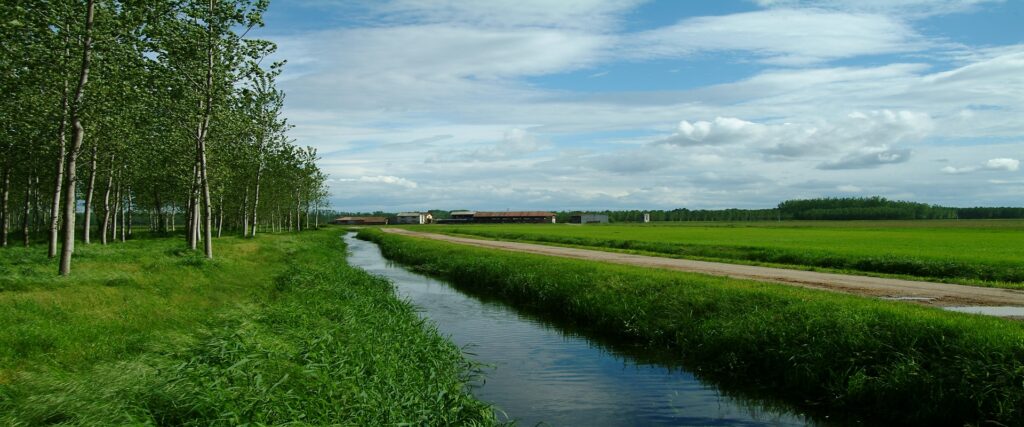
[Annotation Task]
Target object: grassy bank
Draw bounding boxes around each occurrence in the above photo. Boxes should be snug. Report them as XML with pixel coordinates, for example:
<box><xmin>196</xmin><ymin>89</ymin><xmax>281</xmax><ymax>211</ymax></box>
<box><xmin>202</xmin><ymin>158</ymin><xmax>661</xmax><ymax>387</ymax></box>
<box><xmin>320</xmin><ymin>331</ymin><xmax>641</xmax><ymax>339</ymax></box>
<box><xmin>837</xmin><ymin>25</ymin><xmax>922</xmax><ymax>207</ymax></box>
<box><xmin>0</xmin><ymin>229</ymin><xmax>495</xmax><ymax>425</ymax></box>
<box><xmin>362</xmin><ymin>228</ymin><xmax>1024</xmax><ymax>426</ymax></box>
<box><xmin>413</xmin><ymin>221</ymin><xmax>1024</xmax><ymax>286</ymax></box>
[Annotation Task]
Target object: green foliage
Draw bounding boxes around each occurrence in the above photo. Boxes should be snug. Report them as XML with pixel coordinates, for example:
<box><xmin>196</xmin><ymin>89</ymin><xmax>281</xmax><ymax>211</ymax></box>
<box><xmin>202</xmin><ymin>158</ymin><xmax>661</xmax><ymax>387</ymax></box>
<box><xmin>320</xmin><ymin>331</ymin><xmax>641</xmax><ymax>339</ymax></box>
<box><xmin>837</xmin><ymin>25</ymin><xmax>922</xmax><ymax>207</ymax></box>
<box><xmin>362</xmin><ymin>228</ymin><xmax>1024</xmax><ymax>426</ymax></box>
<box><xmin>418</xmin><ymin>220</ymin><xmax>1024</xmax><ymax>286</ymax></box>
<box><xmin>0</xmin><ymin>230</ymin><xmax>497</xmax><ymax>425</ymax></box>
<box><xmin>557</xmin><ymin>197</ymin><xmax>1024</xmax><ymax>223</ymax></box>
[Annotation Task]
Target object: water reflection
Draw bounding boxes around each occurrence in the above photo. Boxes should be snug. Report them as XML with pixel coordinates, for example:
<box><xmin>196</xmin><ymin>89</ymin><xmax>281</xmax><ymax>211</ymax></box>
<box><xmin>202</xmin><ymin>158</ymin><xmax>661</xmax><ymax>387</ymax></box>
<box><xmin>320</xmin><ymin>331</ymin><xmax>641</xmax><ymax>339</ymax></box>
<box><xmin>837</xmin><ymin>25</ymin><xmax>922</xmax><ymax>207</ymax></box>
<box><xmin>344</xmin><ymin>233</ymin><xmax>814</xmax><ymax>426</ymax></box>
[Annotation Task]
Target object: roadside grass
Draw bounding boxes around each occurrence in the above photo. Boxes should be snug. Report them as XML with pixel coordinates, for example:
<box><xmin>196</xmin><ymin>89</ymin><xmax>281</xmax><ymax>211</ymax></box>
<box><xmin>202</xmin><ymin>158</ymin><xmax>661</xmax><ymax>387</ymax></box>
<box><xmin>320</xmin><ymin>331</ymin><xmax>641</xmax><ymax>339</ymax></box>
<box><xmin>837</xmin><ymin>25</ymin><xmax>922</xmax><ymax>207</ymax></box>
<box><xmin>0</xmin><ymin>229</ymin><xmax>496</xmax><ymax>426</ymax></box>
<box><xmin>411</xmin><ymin>221</ymin><xmax>1024</xmax><ymax>286</ymax></box>
<box><xmin>362</xmin><ymin>228</ymin><xmax>1024</xmax><ymax>426</ymax></box>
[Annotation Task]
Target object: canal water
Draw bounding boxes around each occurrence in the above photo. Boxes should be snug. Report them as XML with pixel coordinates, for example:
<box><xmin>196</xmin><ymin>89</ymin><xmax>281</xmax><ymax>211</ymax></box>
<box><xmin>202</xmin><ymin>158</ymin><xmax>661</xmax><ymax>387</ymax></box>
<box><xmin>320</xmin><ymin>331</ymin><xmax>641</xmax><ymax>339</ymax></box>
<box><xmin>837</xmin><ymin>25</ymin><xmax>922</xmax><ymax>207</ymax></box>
<box><xmin>344</xmin><ymin>234</ymin><xmax>814</xmax><ymax>426</ymax></box>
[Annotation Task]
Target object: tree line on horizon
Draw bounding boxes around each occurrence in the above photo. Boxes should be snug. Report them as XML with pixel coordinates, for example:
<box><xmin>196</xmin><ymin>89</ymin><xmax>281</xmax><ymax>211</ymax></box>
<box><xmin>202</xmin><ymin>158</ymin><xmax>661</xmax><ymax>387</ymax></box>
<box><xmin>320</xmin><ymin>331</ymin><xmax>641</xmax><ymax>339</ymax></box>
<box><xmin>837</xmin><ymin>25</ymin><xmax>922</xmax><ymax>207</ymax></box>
<box><xmin>327</xmin><ymin>197</ymin><xmax>1024</xmax><ymax>223</ymax></box>
<box><xmin>1</xmin><ymin>0</ymin><xmax>327</xmax><ymax>275</ymax></box>
<box><xmin>570</xmin><ymin>197</ymin><xmax>1024</xmax><ymax>222</ymax></box>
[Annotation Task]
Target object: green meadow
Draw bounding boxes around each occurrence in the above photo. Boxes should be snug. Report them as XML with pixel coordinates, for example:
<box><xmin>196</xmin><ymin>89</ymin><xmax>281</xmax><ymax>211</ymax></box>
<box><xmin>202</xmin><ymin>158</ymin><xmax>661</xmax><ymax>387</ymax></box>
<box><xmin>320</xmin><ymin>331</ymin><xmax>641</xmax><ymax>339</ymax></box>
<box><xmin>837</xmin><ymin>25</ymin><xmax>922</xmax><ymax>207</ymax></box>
<box><xmin>413</xmin><ymin>220</ymin><xmax>1024</xmax><ymax>286</ymax></box>
<box><xmin>361</xmin><ymin>228</ymin><xmax>1024</xmax><ymax>426</ymax></box>
<box><xmin>0</xmin><ymin>230</ymin><xmax>495</xmax><ymax>426</ymax></box>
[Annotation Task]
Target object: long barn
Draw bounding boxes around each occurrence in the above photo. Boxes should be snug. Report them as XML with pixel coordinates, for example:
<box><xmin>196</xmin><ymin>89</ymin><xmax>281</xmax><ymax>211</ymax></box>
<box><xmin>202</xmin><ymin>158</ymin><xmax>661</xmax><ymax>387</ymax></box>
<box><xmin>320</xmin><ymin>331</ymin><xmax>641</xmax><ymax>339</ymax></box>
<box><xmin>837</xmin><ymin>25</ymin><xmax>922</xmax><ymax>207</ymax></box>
<box><xmin>473</xmin><ymin>211</ymin><xmax>556</xmax><ymax>224</ymax></box>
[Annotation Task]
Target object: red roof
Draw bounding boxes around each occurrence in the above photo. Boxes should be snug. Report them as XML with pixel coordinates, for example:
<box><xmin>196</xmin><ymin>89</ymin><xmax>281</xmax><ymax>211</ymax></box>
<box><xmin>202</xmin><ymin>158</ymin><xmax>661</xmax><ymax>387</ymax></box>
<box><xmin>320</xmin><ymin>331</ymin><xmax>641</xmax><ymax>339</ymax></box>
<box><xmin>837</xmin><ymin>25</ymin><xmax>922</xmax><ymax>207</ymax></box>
<box><xmin>473</xmin><ymin>211</ymin><xmax>555</xmax><ymax>218</ymax></box>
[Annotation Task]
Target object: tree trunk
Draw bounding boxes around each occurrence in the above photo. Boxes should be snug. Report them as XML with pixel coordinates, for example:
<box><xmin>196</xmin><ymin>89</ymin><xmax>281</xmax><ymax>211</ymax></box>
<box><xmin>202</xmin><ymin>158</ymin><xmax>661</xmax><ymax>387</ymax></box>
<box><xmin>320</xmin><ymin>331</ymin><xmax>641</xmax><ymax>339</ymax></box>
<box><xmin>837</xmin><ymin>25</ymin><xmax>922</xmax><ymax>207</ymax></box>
<box><xmin>33</xmin><ymin>175</ymin><xmax>42</xmax><ymax>233</ymax></box>
<box><xmin>99</xmin><ymin>155</ymin><xmax>113</xmax><ymax>245</ymax></box>
<box><xmin>250</xmin><ymin>164</ymin><xmax>261</xmax><ymax>237</ymax></box>
<box><xmin>295</xmin><ymin>193</ymin><xmax>302</xmax><ymax>232</ymax></box>
<box><xmin>216</xmin><ymin>194</ymin><xmax>223</xmax><ymax>238</ymax></box>
<box><xmin>186</xmin><ymin>164</ymin><xmax>198</xmax><ymax>250</ymax></box>
<box><xmin>112</xmin><ymin>174</ymin><xmax>121</xmax><ymax>242</ymax></box>
<box><xmin>23</xmin><ymin>173</ymin><xmax>32</xmax><ymax>247</ymax></box>
<box><xmin>83</xmin><ymin>145</ymin><xmax>97</xmax><ymax>244</ymax></box>
<box><xmin>48</xmin><ymin>71</ymin><xmax>70</xmax><ymax>257</ymax></box>
<box><xmin>125</xmin><ymin>186</ymin><xmax>132</xmax><ymax>239</ymax></box>
<box><xmin>241</xmin><ymin>185</ymin><xmax>249</xmax><ymax>237</ymax></box>
<box><xmin>197</xmin><ymin>0</ymin><xmax>215</xmax><ymax>259</ymax></box>
<box><xmin>1</xmin><ymin>162</ymin><xmax>9</xmax><ymax>248</ymax></box>
<box><xmin>59</xmin><ymin>0</ymin><xmax>95</xmax><ymax>276</ymax></box>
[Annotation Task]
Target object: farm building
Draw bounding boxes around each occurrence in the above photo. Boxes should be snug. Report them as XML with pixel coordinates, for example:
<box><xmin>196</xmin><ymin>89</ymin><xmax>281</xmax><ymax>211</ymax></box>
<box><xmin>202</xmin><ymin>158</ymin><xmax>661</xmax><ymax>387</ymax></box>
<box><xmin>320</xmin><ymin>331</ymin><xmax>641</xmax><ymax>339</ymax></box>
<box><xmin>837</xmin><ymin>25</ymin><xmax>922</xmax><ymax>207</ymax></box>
<box><xmin>331</xmin><ymin>216</ymin><xmax>389</xmax><ymax>225</ymax></box>
<box><xmin>569</xmin><ymin>214</ymin><xmax>609</xmax><ymax>224</ymax></box>
<box><xmin>436</xmin><ymin>210</ymin><xmax>476</xmax><ymax>224</ymax></box>
<box><xmin>396</xmin><ymin>212</ymin><xmax>433</xmax><ymax>224</ymax></box>
<box><xmin>473</xmin><ymin>211</ymin><xmax>556</xmax><ymax>224</ymax></box>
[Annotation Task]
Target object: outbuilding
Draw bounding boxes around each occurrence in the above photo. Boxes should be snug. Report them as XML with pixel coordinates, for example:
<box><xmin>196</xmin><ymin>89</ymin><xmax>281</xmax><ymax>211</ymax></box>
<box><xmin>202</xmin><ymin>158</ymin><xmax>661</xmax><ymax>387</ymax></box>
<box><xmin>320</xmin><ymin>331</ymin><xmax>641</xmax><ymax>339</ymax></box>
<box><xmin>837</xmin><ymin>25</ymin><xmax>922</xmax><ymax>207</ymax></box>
<box><xmin>569</xmin><ymin>213</ymin><xmax>609</xmax><ymax>224</ymax></box>
<box><xmin>396</xmin><ymin>212</ymin><xmax>432</xmax><ymax>224</ymax></box>
<box><xmin>473</xmin><ymin>211</ymin><xmax>556</xmax><ymax>224</ymax></box>
<box><xmin>331</xmin><ymin>216</ymin><xmax>389</xmax><ymax>225</ymax></box>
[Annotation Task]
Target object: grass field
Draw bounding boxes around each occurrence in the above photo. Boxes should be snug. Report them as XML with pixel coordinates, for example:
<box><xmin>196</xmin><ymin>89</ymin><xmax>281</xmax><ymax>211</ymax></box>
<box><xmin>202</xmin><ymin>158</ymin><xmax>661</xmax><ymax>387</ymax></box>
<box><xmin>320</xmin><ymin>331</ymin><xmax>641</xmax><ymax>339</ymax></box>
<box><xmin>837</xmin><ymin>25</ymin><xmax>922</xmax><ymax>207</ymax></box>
<box><xmin>0</xmin><ymin>229</ymin><xmax>495</xmax><ymax>425</ymax></box>
<box><xmin>411</xmin><ymin>220</ymin><xmax>1024</xmax><ymax>286</ymax></box>
<box><xmin>361</xmin><ymin>228</ymin><xmax>1024</xmax><ymax>426</ymax></box>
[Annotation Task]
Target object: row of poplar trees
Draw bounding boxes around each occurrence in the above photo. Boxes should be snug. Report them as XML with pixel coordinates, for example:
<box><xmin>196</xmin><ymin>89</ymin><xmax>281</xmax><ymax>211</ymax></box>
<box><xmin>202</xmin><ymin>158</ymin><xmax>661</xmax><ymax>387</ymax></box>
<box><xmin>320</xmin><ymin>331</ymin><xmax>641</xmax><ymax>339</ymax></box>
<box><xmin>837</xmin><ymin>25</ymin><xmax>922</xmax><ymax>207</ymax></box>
<box><xmin>0</xmin><ymin>0</ymin><xmax>328</xmax><ymax>275</ymax></box>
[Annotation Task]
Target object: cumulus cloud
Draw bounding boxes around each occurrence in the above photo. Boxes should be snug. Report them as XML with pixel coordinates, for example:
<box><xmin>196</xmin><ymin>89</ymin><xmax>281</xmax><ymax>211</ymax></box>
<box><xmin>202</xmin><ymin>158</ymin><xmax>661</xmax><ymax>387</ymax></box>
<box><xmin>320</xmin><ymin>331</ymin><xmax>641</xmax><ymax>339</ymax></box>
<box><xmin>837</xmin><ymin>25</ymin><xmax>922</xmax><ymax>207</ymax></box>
<box><xmin>339</xmin><ymin>175</ymin><xmax>419</xmax><ymax>189</ymax></box>
<box><xmin>818</xmin><ymin>147</ymin><xmax>912</xmax><ymax>170</ymax></box>
<box><xmin>660</xmin><ymin>110</ymin><xmax>933</xmax><ymax>162</ymax></box>
<box><xmin>942</xmin><ymin>157</ymin><xmax>1020</xmax><ymax>174</ymax></box>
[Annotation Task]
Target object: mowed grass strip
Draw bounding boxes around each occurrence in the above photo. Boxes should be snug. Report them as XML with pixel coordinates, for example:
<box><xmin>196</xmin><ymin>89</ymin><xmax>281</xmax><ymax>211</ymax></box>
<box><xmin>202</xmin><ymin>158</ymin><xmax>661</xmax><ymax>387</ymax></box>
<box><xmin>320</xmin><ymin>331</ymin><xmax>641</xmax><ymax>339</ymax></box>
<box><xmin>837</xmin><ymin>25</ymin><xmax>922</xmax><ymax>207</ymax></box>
<box><xmin>0</xmin><ymin>229</ymin><xmax>497</xmax><ymax>426</ymax></box>
<box><xmin>362</xmin><ymin>228</ymin><xmax>1024</xmax><ymax>426</ymax></box>
<box><xmin>413</xmin><ymin>220</ymin><xmax>1024</xmax><ymax>286</ymax></box>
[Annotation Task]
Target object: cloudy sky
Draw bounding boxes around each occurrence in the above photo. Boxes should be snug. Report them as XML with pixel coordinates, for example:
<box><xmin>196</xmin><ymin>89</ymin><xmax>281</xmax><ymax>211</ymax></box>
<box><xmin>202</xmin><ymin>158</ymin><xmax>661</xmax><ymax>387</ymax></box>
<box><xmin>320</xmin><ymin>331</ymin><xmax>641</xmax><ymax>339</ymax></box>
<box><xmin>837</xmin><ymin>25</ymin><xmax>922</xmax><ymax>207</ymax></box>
<box><xmin>256</xmin><ymin>0</ymin><xmax>1023</xmax><ymax>211</ymax></box>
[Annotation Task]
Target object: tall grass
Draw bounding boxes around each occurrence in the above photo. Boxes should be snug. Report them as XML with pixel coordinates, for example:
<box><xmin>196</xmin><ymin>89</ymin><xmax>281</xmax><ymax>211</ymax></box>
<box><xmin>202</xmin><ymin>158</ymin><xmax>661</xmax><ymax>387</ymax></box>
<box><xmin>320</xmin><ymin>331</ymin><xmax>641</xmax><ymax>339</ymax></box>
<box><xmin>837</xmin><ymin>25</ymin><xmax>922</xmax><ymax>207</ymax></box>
<box><xmin>0</xmin><ymin>230</ymin><xmax>497</xmax><ymax>426</ymax></box>
<box><xmin>417</xmin><ymin>222</ymin><xmax>1024</xmax><ymax>285</ymax></box>
<box><xmin>362</xmin><ymin>228</ymin><xmax>1024</xmax><ymax>426</ymax></box>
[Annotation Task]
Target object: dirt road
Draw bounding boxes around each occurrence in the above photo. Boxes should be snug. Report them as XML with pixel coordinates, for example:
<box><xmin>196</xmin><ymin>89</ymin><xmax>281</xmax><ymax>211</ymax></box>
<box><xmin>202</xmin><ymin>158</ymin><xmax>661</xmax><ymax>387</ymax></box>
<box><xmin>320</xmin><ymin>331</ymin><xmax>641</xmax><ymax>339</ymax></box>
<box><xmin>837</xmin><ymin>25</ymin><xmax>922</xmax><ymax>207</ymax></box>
<box><xmin>382</xmin><ymin>228</ymin><xmax>1024</xmax><ymax>309</ymax></box>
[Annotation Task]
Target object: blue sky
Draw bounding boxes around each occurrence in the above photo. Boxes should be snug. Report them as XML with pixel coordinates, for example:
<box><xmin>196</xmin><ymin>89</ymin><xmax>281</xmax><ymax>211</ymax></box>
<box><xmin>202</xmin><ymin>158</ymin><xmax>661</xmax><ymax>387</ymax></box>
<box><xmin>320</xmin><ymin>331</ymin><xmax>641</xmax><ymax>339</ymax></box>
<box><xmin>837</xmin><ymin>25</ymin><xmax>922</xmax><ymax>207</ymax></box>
<box><xmin>255</xmin><ymin>0</ymin><xmax>1023</xmax><ymax>211</ymax></box>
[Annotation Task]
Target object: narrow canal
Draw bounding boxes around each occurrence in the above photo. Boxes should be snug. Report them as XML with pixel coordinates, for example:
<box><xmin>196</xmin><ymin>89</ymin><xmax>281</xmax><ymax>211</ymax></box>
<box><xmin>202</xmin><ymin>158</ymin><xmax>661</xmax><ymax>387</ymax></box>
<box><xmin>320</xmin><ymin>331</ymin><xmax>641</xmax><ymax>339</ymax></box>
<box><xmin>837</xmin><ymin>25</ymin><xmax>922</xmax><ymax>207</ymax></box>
<box><xmin>344</xmin><ymin>233</ymin><xmax>815</xmax><ymax>426</ymax></box>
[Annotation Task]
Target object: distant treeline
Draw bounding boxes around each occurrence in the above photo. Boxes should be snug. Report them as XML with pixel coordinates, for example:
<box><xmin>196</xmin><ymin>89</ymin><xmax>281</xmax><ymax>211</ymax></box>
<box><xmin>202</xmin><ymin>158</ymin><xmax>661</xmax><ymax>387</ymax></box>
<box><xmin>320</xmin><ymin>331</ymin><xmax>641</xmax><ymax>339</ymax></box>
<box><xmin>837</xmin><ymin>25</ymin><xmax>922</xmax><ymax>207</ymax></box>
<box><xmin>562</xmin><ymin>197</ymin><xmax>1024</xmax><ymax>222</ymax></box>
<box><xmin>328</xmin><ymin>197</ymin><xmax>1024</xmax><ymax>224</ymax></box>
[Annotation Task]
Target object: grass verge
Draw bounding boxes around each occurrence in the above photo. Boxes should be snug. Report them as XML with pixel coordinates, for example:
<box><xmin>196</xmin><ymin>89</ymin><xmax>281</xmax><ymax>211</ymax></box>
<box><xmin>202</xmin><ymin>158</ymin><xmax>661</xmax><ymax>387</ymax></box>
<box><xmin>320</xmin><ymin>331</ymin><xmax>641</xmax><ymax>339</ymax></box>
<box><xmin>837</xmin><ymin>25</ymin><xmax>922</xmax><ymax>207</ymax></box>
<box><xmin>0</xmin><ymin>229</ymin><xmax>496</xmax><ymax>426</ymax></box>
<box><xmin>362</xmin><ymin>228</ymin><xmax>1024</xmax><ymax>426</ymax></box>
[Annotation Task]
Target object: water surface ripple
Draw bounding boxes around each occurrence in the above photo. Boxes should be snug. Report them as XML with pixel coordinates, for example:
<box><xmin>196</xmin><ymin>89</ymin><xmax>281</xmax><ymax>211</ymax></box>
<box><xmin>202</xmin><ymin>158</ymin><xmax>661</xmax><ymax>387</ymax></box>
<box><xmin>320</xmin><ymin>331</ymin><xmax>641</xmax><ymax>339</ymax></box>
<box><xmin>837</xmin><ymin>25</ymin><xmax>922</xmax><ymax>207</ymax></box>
<box><xmin>344</xmin><ymin>233</ymin><xmax>813</xmax><ymax>426</ymax></box>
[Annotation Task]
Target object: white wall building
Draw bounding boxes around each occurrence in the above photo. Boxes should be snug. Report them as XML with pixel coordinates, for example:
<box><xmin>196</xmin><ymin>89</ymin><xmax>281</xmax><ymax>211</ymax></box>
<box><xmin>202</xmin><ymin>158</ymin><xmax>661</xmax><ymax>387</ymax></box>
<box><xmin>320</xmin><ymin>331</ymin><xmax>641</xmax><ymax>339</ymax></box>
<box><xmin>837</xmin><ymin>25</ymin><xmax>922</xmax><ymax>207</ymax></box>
<box><xmin>396</xmin><ymin>212</ymin><xmax>432</xmax><ymax>224</ymax></box>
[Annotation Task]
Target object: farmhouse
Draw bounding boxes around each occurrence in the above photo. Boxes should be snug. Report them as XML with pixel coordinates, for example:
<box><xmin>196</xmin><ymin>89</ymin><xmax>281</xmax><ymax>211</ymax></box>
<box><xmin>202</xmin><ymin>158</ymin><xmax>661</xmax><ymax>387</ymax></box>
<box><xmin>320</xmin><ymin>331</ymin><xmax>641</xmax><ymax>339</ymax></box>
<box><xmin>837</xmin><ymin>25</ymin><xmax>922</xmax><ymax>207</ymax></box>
<box><xmin>396</xmin><ymin>212</ymin><xmax>433</xmax><ymax>224</ymax></box>
<box><xmin>569</xmin><ymin>213</ymin><xmax>609</xmax><ymax>224</ymax></box>
<box><xmin>473</xmin><ymin>211</ymin><xmax>557</xmax><ymax>224</ymax></box>
<box><xmin>331</xmin><ymin>216</ymin><xmax>389</xmax><ymax>225</ymax></box>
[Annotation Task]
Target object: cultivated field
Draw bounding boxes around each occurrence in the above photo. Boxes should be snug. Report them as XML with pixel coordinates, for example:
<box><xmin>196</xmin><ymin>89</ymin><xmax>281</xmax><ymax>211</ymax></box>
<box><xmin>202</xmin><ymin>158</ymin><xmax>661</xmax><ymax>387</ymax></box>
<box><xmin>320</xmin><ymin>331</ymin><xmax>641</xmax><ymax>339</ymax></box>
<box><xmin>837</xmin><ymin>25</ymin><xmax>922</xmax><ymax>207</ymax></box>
<box><xmin>412</xmin><ymin>220</ymin><xmax>1024</xmax><ymax>286</ymax></box>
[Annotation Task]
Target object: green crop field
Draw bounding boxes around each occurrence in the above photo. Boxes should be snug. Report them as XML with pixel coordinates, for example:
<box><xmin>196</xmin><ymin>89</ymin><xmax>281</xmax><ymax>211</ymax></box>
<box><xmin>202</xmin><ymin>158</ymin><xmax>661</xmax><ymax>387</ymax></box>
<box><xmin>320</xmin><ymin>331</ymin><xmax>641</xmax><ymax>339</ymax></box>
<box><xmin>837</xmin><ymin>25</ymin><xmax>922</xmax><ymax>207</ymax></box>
<box><xmin>410</xmin><ymin>220</ymin><xmax>1024</xmax><ymax>287</ymax></box>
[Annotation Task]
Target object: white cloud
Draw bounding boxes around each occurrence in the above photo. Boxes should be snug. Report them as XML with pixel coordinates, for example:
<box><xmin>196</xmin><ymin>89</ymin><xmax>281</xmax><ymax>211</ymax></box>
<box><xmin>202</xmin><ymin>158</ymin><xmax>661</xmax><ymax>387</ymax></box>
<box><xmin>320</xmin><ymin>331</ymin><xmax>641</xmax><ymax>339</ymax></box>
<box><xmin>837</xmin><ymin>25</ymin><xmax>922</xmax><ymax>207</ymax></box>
<box><xmin>339</xmin><ymin>175</ymin><xmax>420</xmax><ymax>189</ymax></box>
<box><xmin>366</xmin><ymin>0</ymin><xmax>645</xmax><ymax>30</ymax></box>
<box><xmin>261</xmin><ymin>1</ymin><xmax>1024</xmax><ymax>210</ymax></box>
<box><xmin>752</xmin><ymin>0</ymin><xmax>1004</xmax><ymax>18</ymax></box>
<box><xmin>818</xmin><ymin>147</ymin><xmax>912</xmax><ymax>170</ymax></box>
<box><xmin>941</xmin><ymin>158</ymin><xmax>1020</xmax><ymax>174</ymax></box>
<box><xmin>660</xmin><ymin>110</ymin><xmax>933</xmax><ymax>163</ymax></box>
<box><xmin>986</xmin><ymin>158</ymin><xmax>1021</xmax><ymax>171</ymax></box>
<box><xmin>837</xmin><ymin>184</ymin><xmax>863</xmax><ymax>193</ymax></box>
<box><xmin>427</xmin><ymin>128</ymin><xmax>550</xmax><ymax>163</ymax></box>
<box><xmin>625</xmin><ymin>9</ymin><xmax>925</xmax><ymax>65</ymax></box>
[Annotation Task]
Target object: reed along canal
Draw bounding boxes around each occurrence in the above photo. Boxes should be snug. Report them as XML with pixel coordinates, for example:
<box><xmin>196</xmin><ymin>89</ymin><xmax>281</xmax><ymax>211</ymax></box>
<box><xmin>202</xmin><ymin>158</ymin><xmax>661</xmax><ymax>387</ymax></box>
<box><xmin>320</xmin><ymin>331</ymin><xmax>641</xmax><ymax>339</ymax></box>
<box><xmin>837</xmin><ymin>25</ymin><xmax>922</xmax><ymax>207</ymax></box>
<box><xmin>344</xmin><ymin>233</ymin><xmax>816</xmax><ymax>426</ymax></box>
